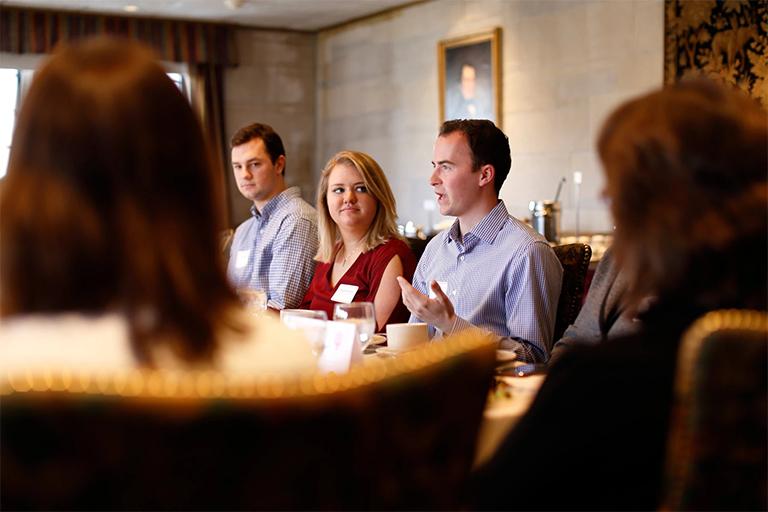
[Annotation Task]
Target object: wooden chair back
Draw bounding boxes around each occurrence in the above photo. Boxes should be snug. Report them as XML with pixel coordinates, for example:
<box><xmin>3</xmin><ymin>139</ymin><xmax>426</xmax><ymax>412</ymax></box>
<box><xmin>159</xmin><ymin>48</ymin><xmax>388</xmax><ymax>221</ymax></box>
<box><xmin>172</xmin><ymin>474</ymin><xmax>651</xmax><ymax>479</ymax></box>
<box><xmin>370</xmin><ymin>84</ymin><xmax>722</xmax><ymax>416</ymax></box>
<box><xmin>551</xmin><ymin>243</ymin><xmax>592</xmax><ymax>345</ymax></box>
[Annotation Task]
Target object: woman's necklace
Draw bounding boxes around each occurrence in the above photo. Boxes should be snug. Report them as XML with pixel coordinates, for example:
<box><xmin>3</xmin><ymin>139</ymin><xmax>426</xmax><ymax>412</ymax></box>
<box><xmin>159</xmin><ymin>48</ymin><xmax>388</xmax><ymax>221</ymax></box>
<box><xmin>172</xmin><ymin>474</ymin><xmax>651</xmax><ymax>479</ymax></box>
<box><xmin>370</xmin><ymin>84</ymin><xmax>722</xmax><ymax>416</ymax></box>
<box><xmin>339</xmin><ymin>240</ymin><xmax>365</xmax><ymax>268</ymax></box>
<box><xmin>340</xmin><ymin>249</ymin><xmax>356</xmax><ymax>268</ymax></box>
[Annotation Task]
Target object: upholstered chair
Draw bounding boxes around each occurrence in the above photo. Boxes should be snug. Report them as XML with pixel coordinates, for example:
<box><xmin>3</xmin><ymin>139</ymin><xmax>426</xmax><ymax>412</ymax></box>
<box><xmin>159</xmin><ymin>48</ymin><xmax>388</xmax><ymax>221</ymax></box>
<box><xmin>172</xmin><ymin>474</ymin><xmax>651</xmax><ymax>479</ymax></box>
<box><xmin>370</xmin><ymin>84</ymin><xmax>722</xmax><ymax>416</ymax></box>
<box><xmin>551</xmin><ymin>243</ymin><xmax>592</xmax><ymax>345</ymax></box>
<box><xmin>662</xmin><ymin>309</ymin><xmax>767</xmax><ymax>511</ymax></box>
<box><xmin>1</xmin><ymin>329</ymin><xmax>496</xmax><ymax>510</ymax></box>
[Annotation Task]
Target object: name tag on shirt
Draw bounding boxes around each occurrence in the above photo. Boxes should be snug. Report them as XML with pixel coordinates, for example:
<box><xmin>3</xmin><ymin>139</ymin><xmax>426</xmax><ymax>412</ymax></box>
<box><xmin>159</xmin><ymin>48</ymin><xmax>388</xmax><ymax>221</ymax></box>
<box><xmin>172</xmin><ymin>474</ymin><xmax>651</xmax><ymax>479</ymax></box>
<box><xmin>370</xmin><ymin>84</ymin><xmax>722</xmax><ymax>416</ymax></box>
<box><xmin>429</xmin><ymin>280</ymin><xmax>449</xmax><ymax>299</ymax></box>
<box><xmin>331</xmin><ymin>284</ymin><xmax>359</xmax><ymax>304</ymax></box>
<box><xmin>235</xmin><ymin>250</ymin><xmax>250</xmax><ymax>269</ymax></box>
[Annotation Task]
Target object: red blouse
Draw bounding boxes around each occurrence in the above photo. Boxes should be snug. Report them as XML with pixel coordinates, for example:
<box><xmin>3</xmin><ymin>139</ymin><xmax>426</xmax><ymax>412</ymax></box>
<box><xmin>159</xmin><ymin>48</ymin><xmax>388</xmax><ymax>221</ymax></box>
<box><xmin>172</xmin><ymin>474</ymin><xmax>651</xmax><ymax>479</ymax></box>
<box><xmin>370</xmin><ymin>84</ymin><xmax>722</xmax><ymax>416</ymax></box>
<box><xmin>301</xmin><ymin>238</ymin><xmax>416</xmax><ymax>331</ymax></box>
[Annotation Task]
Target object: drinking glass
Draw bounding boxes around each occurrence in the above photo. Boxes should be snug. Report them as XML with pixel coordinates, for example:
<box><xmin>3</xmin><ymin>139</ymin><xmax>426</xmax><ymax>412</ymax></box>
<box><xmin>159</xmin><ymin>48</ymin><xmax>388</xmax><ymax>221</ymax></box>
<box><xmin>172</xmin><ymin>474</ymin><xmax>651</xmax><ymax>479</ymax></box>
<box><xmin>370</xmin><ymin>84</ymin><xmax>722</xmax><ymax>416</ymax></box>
<box><xmin>280</xmin><ymin>309</ymin><xmax>328</xmax><ymax>325</ymax></box>
<box><xmin>333</xmin><ymin>302</ymin><xmax>375</xmax><ymax>347</ymax></box>
<box><xmin>280</xmin><ymin>309</ymin><xmax>328</xmax><ymax>355</ymax></box>
<box><xmin>236</xmin><ymin>287</ymin><xmax>267</xmax><ymax>316</ymax></box>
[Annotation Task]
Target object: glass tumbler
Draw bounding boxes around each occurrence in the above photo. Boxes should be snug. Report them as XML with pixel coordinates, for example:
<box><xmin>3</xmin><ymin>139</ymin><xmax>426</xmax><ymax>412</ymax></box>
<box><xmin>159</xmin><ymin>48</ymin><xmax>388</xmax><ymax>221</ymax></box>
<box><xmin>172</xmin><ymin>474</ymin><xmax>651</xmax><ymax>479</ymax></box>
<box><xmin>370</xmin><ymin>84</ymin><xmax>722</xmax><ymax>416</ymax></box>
<box><xmin>236</xmin><ymin>288</ymin><xmax>267</xmax><ymax>316</ymax></box>
<box><xmin>280</xmin><ymin>309</ymin><xmax>328</xmax><ymax>355</ymax></box>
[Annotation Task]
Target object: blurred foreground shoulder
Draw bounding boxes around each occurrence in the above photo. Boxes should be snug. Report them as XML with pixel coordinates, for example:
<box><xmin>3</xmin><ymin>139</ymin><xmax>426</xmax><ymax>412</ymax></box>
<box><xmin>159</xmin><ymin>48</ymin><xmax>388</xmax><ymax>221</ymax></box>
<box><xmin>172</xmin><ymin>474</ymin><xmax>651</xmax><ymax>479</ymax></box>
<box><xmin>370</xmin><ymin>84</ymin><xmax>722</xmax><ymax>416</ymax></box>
<box><xmin>217</xmin><ymin>309</ymin><xmax>317</xmax><ymax>375</ymax></box>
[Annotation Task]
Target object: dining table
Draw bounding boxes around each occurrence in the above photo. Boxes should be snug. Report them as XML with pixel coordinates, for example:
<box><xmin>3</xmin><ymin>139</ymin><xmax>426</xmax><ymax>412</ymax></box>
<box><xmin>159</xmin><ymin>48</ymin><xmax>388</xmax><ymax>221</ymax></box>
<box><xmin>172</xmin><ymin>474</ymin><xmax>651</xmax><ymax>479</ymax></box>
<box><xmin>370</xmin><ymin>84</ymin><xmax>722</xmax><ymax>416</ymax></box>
<box><xmin>362</xmin><ymin>344</ymin><xmax>546</xmax><ymax>468</ymax></box>
<box><xmin>474</xmin><ymin>371</ymin><xmax>545</xmax><ymax>467</ymax></box>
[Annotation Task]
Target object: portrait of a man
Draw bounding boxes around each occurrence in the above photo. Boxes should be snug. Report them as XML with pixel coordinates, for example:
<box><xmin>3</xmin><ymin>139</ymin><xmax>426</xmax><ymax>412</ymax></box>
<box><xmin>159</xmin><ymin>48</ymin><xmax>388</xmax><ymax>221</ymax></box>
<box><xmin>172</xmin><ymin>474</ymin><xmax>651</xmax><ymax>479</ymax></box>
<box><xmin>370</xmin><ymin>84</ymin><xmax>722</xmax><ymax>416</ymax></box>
<box><xmin>439</xmin><ymin>29</ymin><xmax>501</xmax><ymax>124</ymax></box>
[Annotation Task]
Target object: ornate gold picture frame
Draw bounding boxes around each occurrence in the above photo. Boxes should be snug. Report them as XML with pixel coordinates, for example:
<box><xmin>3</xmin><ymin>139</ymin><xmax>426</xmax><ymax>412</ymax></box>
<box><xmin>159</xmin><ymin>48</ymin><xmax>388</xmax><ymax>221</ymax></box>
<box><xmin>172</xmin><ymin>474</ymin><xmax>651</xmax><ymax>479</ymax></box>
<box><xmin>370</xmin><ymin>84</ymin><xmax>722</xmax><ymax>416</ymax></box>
<box><xmin>438</xmin><ymin>28</ymin><xmax>502</xmax><ymax>125</ymax></box>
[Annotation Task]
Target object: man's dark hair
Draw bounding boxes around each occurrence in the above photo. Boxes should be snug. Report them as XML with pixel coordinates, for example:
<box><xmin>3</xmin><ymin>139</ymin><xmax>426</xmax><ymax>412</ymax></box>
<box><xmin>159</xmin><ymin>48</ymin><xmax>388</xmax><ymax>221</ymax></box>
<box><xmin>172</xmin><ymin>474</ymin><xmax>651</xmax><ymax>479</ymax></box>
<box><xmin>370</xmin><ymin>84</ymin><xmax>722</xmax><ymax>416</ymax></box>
<box><xmin>230</xmin><ymin>122</ymin><xmax>286</xmax><ymax>175</ymax></box>
<box><xmin>439</xmin><ymin>119</ymin><xmax>510</xmax><ymax>194</ymax></box>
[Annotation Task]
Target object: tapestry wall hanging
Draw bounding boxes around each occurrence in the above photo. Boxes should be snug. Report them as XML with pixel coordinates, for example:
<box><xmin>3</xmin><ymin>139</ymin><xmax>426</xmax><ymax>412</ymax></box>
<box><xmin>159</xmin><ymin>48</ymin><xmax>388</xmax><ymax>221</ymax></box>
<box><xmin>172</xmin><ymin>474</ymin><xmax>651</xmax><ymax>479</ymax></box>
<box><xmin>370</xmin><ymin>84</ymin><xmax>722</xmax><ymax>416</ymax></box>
<box><xmin>664</xmin><ymin>0</ymin><xmax>767</xmax><ymax>105</ymax></box>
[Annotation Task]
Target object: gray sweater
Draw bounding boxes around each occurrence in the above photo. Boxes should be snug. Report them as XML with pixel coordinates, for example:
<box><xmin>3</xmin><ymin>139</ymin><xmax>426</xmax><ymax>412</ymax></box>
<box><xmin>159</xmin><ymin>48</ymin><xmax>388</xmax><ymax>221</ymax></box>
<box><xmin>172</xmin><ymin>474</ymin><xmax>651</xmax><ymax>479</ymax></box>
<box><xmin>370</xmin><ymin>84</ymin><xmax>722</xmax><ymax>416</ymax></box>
<box><xmin>549</xmin><ymin>247</ymin><xmax>639</xmax><ymax>363</ymax></box>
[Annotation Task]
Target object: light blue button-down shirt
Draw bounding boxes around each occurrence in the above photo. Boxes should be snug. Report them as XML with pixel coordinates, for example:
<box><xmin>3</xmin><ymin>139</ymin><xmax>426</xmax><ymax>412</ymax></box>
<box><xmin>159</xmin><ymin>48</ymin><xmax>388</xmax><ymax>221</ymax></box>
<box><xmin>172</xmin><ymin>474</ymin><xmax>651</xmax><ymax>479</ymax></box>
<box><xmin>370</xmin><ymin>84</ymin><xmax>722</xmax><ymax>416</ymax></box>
<box><xmin>227</xmin><ymin>187</ymin><xmax>318</xmax><ymax>310</ymax></box>
<box><xmin>410</xmin><ymin>201</ymin><xmax>562</xmax><ymax>363</ymax></box>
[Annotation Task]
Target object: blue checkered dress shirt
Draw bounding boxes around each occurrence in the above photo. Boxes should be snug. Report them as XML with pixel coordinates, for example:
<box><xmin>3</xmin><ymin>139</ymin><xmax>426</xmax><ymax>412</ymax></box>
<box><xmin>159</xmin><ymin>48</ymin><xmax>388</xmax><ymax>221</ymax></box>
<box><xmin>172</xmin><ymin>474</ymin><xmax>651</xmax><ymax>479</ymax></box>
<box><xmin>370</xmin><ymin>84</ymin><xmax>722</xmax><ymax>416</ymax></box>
<box><xmin>227</xmin><ymin>187</ymin><xmax>318</xmax><ymax>309</ymax></box>
<box><xmin>410</xmin><ymin>201</ymin><xmax>562</xmax><ymax>363</ymax></box>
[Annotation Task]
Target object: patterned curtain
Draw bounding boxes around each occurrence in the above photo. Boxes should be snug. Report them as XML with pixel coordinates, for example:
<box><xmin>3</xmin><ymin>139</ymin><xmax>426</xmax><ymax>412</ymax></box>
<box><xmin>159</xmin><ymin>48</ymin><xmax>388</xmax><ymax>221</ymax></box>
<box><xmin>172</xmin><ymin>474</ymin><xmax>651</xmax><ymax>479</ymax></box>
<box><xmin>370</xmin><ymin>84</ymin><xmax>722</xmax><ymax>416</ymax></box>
<box><xmin>0</xmin><ymin>6</ymin><xmax>237</xmax><ymax>223</ymax></box>
<box><xmin>664</xmin><ymin>0</ymin><xmax>768</xmax><ymax>105</ymax></box>
<box><xmin>190</xmin><ymin>63</ymin><xmax>232</xmax><ymax>229</ymax></box>
<box><xmin>0</xmin><ymin>6</ymin><xmax>237</xmax><ymax>66</ymax></box>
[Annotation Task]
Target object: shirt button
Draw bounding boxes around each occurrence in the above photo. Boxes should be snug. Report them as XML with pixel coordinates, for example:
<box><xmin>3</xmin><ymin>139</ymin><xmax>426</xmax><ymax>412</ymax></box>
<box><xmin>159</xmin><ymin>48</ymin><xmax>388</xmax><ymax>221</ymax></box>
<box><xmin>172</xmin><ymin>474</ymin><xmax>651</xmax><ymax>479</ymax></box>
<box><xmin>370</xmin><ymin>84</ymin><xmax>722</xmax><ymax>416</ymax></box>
<box><xmin>459</xmin><ymin>255</ymin><xmax>465</xmax><ymax>262</ymax></box>
<box><xmin>452</xmin><ymin>290</ymin><xmax>457</xmax><ymax>296</ymax></box>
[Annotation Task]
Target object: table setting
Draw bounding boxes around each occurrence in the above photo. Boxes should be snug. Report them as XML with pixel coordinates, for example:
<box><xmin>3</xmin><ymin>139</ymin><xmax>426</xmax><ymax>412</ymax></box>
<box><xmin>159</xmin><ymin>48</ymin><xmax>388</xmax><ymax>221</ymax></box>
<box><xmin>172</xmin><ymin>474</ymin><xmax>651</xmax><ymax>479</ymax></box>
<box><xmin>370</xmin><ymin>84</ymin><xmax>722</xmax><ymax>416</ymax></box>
<box><xmin>276</xmin><ymin>305</ymin><xmax>546</xmax><ymax>465</ymax></box>
<box><xmin>474</xmin><ymin>351</ymin><xmax>547</xmax><ymax>467</ymax></box>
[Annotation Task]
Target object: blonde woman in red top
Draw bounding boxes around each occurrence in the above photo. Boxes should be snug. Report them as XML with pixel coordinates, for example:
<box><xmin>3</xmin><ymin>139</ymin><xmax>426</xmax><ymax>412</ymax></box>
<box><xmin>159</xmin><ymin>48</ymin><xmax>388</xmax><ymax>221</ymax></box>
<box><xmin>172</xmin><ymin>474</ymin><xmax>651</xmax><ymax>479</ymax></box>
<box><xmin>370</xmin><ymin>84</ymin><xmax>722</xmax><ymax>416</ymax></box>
<box><xmin>301</xmin><ymin>151</ymin><xmax>416</xmax><ymax>331</ymax></box>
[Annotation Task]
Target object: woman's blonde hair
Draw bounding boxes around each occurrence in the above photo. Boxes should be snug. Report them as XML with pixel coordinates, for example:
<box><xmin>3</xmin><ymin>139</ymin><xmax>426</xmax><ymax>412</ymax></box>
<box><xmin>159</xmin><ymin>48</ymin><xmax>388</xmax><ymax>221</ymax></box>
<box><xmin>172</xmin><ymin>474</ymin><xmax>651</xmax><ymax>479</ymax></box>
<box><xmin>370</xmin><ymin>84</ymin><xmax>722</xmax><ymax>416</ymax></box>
<box><xmin>315</xmin><ymin>150</ymin><xmax>404</xmax><ymax>262</ymax></box>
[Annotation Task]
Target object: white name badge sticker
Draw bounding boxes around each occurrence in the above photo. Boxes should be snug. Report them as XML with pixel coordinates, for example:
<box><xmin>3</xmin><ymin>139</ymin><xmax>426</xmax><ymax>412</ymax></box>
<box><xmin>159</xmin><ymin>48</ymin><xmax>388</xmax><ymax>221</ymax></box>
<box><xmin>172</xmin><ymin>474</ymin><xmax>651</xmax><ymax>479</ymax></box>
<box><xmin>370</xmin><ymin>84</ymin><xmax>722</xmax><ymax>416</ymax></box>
<box><xmin>235</xmin><ymin>250</ymin><xmax>250</xmax><ymax>269</ymax></box>
<box><xmin>318</xmin><ymin>320</ymin><xmax>361</xmax><ymax>374</ymax></box>
<box><xmin>331</xmin><ymin>284</ymin><xmax>359</xmax><ymax>304</ymax></box>
<box><xmin>429</xmin><ymin>280</ymin><xmax>449</xmax><ymax>299</ymax></box>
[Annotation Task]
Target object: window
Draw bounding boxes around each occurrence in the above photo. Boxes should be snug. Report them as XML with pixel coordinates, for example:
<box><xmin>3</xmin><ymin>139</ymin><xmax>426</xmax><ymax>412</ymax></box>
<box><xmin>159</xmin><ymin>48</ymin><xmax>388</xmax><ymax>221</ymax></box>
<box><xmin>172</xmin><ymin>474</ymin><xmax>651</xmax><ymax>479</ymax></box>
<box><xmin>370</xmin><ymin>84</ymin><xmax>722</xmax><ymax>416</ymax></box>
<box><xmin>0</xmin><ymin>65</ymin><xmax>189</xmax><ymax>179</ymax></box>
<box><xmin>167</xmin><ymin>72</ymin><xmax>185</xmax><ymax>93</ymax></box>
<box><xmin>0</xmin><ymin>68</ymin><xmax>19</xmax><ymax>179</ymax></box>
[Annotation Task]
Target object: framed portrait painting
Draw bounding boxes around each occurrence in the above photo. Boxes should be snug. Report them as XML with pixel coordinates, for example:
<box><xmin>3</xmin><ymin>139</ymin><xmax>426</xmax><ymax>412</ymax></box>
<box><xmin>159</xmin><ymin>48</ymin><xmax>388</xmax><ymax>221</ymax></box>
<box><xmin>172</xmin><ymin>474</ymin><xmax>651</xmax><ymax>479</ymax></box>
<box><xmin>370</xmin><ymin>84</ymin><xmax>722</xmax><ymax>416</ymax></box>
<box><xmin>438</xmin><ymin>28</ymin><xmax>501</xmax><ymax>124</ymax></box>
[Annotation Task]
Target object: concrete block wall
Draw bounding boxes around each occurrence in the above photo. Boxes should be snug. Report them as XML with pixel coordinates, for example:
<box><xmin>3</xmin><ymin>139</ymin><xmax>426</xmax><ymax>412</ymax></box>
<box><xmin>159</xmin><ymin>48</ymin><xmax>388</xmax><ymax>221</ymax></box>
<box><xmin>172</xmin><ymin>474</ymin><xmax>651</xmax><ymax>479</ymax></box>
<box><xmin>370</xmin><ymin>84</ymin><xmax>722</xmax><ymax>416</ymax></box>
<box><xmin>224</xmin><ymin>28</ymin><xmax>317</xmax><ymax>226</ymax></box>
<box><xmin>2</xmin><ymin>1</ymin><xmax>663</xmax><ymax>234</ymax></box>
<box><xmin>316</xmin><ymin>0</ymin><xmax>664</xmax><ymax>233</ymax></box>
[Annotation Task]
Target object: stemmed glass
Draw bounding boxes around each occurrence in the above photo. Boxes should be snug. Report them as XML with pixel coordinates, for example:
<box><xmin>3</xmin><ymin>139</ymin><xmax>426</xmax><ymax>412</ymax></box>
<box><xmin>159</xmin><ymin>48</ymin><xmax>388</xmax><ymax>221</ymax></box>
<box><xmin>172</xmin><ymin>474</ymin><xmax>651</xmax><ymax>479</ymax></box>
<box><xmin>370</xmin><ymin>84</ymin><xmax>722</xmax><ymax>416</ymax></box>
<box><xmin>333</xmin><ymin>302</ymin><xmax>375</xmax><ymax>348</ymax></box>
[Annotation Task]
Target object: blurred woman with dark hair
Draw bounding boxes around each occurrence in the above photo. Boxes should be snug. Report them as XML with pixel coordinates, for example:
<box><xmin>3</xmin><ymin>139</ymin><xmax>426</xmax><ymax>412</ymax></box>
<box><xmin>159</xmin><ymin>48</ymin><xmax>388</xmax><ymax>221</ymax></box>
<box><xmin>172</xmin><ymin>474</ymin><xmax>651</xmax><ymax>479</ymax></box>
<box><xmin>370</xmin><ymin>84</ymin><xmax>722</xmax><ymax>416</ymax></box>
<box><xmin>473</xmin><ymin>80</ymin><xmax>767</xmax><ymax>510</ymax></box>
<box><xmin>0</xmin><ymin>37</ymin><xmax>314</xmax><ymax>374</ymax></box>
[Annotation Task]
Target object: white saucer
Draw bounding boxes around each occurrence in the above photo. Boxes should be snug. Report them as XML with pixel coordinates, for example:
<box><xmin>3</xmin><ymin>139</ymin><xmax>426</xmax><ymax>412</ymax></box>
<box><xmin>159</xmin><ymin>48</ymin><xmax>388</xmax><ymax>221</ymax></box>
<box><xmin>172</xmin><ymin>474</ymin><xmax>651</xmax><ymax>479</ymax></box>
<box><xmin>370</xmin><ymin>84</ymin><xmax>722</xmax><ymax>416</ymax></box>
<box><xmin>374</xmin><ymin>345</ymin><xmax>421</xmax><ymax>356</ymax></box>
<box><xmin>369</xmin><ymin>334</ymin><xmax>387</xmax><ymax>346</ymax></box>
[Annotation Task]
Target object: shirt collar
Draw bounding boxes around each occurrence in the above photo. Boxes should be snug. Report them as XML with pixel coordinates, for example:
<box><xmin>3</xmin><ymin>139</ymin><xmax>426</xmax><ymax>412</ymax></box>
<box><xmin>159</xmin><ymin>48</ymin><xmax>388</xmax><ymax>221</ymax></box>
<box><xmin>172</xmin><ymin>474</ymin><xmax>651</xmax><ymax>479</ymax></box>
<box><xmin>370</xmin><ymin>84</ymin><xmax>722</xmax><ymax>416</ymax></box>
<box><xmin>445</xmin><ymin>200</ymin><xmax>509</xmax><ymax>245</ymax></box>
<box><xmin>250</xmin><ymin>186</ymin><xmax>301</xmax><ymax>219</ymax></box>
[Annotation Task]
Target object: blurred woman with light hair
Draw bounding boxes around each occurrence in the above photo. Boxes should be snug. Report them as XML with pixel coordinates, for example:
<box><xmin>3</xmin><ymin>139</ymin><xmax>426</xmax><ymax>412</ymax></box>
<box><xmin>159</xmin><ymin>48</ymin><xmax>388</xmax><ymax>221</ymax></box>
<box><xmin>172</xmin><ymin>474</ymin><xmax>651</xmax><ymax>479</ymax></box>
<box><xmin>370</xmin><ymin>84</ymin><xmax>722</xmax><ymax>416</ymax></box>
<box><xmin>301</xmin><ymin>150</ymin><xmax>416</xmax><ymax>330</ymax></box>
<box><xmin>473</xmin><ymin>79</ymin><xmax>767</xmax><ymax>510</ymax></box>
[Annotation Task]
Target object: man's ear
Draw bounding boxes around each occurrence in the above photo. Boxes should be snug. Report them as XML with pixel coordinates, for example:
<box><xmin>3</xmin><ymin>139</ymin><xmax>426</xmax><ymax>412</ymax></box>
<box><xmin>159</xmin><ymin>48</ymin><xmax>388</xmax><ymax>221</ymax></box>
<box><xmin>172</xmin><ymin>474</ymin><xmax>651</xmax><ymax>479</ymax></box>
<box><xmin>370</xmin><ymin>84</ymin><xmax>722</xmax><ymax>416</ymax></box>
<box><xmin>478</xmin><ymin>164</ymin><xmax>495</xmax><ymax>189</ymax></box>
<box><xmin>275</xmin><ymin>155</ymin><xmax>286</xmax><ymax>176</ymax></box>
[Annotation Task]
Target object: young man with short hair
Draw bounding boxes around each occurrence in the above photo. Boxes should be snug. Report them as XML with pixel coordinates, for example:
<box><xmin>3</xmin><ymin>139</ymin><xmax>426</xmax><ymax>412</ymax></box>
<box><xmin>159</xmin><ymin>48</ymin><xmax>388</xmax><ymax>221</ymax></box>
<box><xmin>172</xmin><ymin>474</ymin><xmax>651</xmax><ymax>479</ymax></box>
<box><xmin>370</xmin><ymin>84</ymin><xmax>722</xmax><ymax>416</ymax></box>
<box><xmin>397</xmin><ymin>120</ymin><xmax>562</xmax><ymax>363</ymax></box>
<box><xmin>227</xmin><ymin>123</ymin><xmax>318</xmax><ymax>310</ymax></box>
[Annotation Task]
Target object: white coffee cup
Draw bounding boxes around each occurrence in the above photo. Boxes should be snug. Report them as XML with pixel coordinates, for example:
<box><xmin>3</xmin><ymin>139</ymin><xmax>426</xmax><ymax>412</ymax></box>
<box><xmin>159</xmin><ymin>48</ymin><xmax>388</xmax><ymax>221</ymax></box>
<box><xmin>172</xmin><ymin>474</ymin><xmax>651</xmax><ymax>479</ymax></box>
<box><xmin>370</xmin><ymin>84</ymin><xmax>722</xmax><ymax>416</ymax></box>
<box><xmin>386</xmin><ymin>322</ymin><xmax>429</xmax><ymax>351</ymax></box>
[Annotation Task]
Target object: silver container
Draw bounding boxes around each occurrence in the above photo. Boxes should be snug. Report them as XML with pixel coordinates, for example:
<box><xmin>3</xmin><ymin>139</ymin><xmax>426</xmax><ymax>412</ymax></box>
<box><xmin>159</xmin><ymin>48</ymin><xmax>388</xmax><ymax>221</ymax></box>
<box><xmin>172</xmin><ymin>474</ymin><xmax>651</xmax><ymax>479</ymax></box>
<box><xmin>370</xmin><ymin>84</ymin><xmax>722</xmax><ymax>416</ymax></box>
<box><xmin>529</xmin><ymin>200</ymin><xmax>561</xmax><ymax>244</ymax></box>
